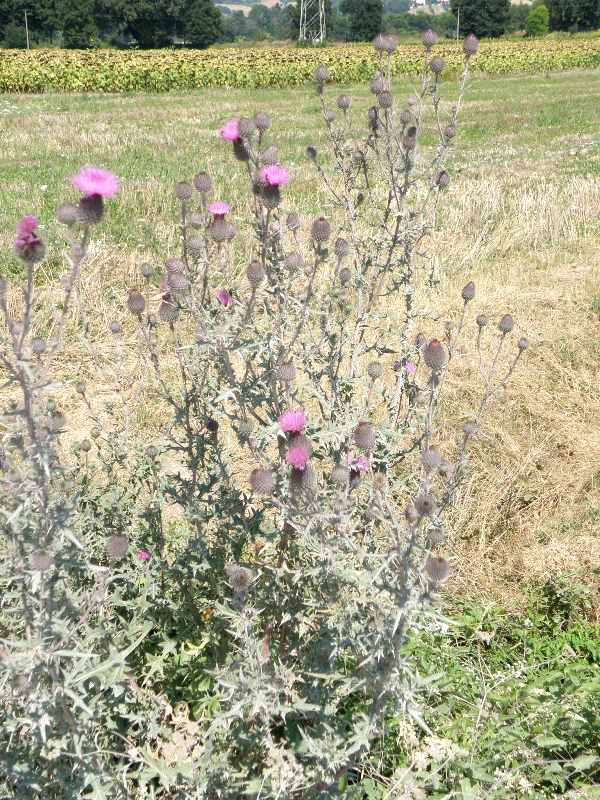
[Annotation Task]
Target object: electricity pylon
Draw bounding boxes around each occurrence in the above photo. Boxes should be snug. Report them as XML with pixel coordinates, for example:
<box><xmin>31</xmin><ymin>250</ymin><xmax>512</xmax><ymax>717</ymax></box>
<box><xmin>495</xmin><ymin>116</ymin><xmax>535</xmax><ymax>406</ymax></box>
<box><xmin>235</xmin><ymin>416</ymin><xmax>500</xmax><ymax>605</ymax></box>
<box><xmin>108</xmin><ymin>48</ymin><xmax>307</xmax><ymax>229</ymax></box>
<box><xmin>299</xmin><ymin>0</ymin><xmax>326</xmax><ymax>44</ymax></box>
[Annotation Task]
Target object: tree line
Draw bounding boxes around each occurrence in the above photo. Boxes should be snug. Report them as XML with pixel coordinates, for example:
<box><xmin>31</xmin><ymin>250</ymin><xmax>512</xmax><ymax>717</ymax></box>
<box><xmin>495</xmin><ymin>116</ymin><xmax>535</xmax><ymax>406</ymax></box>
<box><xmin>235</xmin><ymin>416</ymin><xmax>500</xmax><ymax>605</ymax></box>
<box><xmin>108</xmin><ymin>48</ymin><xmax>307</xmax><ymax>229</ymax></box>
<box><xmin>1</xmin><ymin>0</ymin><xmax>599</xmax><ymax>48</ymax></box>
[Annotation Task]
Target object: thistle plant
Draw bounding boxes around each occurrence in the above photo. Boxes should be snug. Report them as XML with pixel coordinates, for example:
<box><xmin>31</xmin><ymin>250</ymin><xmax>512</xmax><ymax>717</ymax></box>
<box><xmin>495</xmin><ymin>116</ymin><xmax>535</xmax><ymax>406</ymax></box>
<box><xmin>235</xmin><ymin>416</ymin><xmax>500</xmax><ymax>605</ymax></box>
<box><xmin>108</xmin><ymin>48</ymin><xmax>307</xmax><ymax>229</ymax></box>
<box><xmin>1</xmin><ymin>32</ymin><xmax>529</xmax><ymax>800</ymax></box>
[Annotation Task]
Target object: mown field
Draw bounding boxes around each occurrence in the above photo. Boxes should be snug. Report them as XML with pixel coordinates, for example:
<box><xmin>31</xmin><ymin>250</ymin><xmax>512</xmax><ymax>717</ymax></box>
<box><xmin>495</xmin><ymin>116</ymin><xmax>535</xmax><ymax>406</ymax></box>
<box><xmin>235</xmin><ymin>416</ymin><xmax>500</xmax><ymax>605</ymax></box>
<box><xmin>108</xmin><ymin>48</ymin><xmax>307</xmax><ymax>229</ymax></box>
<box><xmin>3</xmin><ymin>36</ymin><xmax>600</xmax><ymax>91</ymax></box>
<box><xmin>2</xmin><ymin>68</ymin><xmax>600</xmax><ymax>796</ymax></box>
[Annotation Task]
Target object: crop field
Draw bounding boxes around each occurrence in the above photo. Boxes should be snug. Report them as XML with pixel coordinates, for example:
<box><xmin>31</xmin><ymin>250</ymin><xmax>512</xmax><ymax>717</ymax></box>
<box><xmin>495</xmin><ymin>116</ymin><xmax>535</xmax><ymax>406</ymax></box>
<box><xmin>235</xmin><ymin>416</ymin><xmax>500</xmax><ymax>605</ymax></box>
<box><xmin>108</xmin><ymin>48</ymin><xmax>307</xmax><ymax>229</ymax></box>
<box><xmin>3</xmin><ymin>36</ymin><xmax>600</xmax><ymax>92</ymax></box>
<box><xmin>2</xmin><ymin>64</ymin><xmax>600</xmax><ymax>797</ymax></box>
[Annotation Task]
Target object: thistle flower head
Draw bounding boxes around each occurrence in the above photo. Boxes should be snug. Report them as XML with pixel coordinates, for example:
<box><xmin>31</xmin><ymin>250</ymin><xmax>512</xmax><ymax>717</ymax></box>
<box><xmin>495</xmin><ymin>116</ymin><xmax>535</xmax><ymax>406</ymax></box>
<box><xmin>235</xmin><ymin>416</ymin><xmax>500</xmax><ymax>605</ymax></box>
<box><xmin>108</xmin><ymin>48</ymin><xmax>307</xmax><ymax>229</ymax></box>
<box><xmin>175</xmin><ymin>181</ymin><xmax>193</xmax><ymax>201</ymax></box>
<box><xmin>336</xmin><ymin>94</ymin><xmax>351</xmax><ymax>110</ymax></box>
<box><xmin>425</xmin><ymin>555</ymin><xmax>450</xmax><ymax>584</ymax></box>
<box><xmin>225</xmin><ymin>563</ymin><xmax>253</xmax><ymax>595</ymax></box>
<box><xmin>219</xmin><ymin>118</ymin><xmax>240</xmax><ymax>142</ymax></box>
<box><xmin>260</xmin><ymin>145</ymin><xmax>279</xmax><ymax>165</ymax></box>
<box><xmin>367</xmin><ymin>361</ymin><xmax>383</xmax><ymax>379</ymax></box>
<box><xmin>415</xmin><ymin>492</ymin><xmax>438</xmax><ymax>517</ymax></box>
<box><xmin>311</xmin><ymin>216</ymin><xmax>331</xmax><ymax>242</ymax></box>
<box><xmin>462</xmin><ymin>280</ymin><xmax>475</xmax><ymax>302</ymax></box>
<box><xmin>208</xmin><ymin>201</ymin><xmax>230</xmax><ymax>217</ymax></box>
<box><xmin>430</xmin><ymin>56</ymin><xmax>445</xmax><ymax>75</ymax></box>
<box><xmin>463</xmin><ymin>33</ymin><xmax>480</xmax><ymax>56</ymax></box>
<box><xmin>216</xmin><ymin>289</ymin><xmax>232</xmax><ymax>308</ymax></box>
<box><xmin>423</xmin><ymin>339</ymin><xmax>447</xmax><ymax>371</ymax></box>
<box><xmin>436</xmin><ymin>170</ymin><xmax>450</xmax><ymax>189</ymax></box>
<box><xmin>334</xmin><ymin>237</ymin><xmax>349</xmax><ymax>258</ymax></box>
<box><xmin>260</xmin><ymin>164</ymin><xmax>290</xmax><ymax>187</ymax></box>
<box><xmin>71</xmin><ymin>167</ymin><xmax>119</xmax><ymax>198</ymax></box>
<box><xmin>247</xmin><ymin>260</ymin><xmax>265</xmax><ymax>288</ymax></box>
<box><xmin>348</xmin><ymin>453</ymin><xmax>370</xmax><ymax>474</ymax></box>
<box><xmin>279</xmin><ymin>408</ymin><xmax>307</xmax><ymax>434</ymax></box>
<box><xmin>78</xmin><ymin>194</ymin><xmax>104</xmax><ymax>224</ymax></box>
<box><xmin>476</xmin><ymin>314</ymin><xmax>488</xmax><ymax>329</ymax></box>
<box><xmin>137</xmin><ymin>548</ymin><xmax>151</xmax><ymax>562</ymax></box>
<box><xmin>518</xmin><ymin>336</ymin><xmax>529</xmax><ymax>351</ymax></box>
<box><xmin>404</xmin><ymin>361</ymin><xmax>417</xmax><ymax>375</ymax></box>
<box><xmin>30</xmin><ymin>549</ymin><xmax>53</xmax><ymax>571</ymax></box>
<box><xmin>286</xmin><ymin>212</ymin><xmax>301</xmax><ymax>231</ymax></box>
<box><xmin>422</xmin><ymin>28</ymin><xmax>438</xmax><ymax>48</ymax></box>
<box><xmin>277</xmin><ymin>362</ymin><xmax>296</xmax><ymax>383</ymax></box>
<box><xmin>238</xmin><ymin>116</ymin><xmax>256</xmax><ymax>139</ymax></box>
<box><xmin>314</xmin><ymin>65</ymin><xmax>329</xmax><ymax>83</ymax></box>
<box><xmin>106</xmin><ymin>535</ymin><xmax>129</xmax><ymax>560</ymax></box>
<box><xmin>378</xmin><ymin>91</ymin><xmax>393</xmax><ymax>109</ymax></box>
<box><xmin>331</xmin><ymin>464</ymin><xmax>350</xmax><ymax>485</ymax></box>
<box><xmin>127</xmin><ymin>289</ymin><xmax>145</xmax><ymax>316</ymax></box>
<box><xmin>498</xmin><ymin>313</ymin><xmax>514</xmax><ymax>333</ymax></box>
<box><xmin>193</xmin><ymin>171</ymin><xmax>213</xmax><ymax>193</ymax></box>
<box><xmin>286</xmin><ymin>443</ymin><xmax>310</xmax><ymax>471</ymax></box>
<box><xmin>210</xmin><ymin>218</ymin><xmax>236</xmax><ymax>242</ymax></box>
<box><xmin>57</xmin><ymin>203</ymin><xmax>79</xmax><ymax>225</ymax></box>
<box><xmin>354</xmin><ymin>421</ymin><xmax>376</xmax><ymax>451</ymax></box>
<box><xmin>254</xmin><ymin>111</ymin><xmax>271</xmax><ymax>131</ymax></box>
<box><xmin>14</xmin><ymin>215</ymin><xmax>46</xmax><ymax>263</ymax></box>
<box><xmin>370</xmin><ymin>72</ymin><xmax>385</xmax><ymax>94</ymax></box>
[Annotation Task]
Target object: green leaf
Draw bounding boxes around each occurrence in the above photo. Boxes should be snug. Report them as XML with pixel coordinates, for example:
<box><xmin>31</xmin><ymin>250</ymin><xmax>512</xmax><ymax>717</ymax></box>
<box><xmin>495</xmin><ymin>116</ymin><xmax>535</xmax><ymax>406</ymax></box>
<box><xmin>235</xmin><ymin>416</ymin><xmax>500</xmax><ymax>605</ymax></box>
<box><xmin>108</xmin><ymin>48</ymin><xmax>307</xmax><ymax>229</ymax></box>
<box><xmin>570</xmin><ymin>754</ymin><xmax>599</xmax><ymax>771</ymax></box>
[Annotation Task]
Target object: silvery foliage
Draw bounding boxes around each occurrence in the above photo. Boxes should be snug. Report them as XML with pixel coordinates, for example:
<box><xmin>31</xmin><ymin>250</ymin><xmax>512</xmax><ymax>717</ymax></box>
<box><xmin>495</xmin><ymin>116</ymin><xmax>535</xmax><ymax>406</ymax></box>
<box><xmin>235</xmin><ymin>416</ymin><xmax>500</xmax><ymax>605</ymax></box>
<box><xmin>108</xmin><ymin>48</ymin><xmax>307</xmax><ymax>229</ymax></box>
<box><xmin>0</xmin><ymin>34</ymin><xmax>527</xmax><ymax>800</ymax></box>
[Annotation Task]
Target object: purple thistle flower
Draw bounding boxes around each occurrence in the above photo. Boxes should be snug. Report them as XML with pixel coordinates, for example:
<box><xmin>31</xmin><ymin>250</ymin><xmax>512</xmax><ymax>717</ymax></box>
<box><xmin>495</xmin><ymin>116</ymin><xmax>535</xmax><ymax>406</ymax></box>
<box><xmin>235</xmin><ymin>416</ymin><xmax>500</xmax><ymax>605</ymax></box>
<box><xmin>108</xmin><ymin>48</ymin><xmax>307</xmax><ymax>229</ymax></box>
<box><xmin>137</xmin><ymin>548</ymin><xmax>151</xmax><ymax>562</ymax></box>
<box><xmin>208</xmin><ymin>201</ymin><xmax>230</xmax><ymax>217</ymax></box>
<box><xmin>348</xmin><ymin>454</ymin><xmax>370</xmax><ymax>474</ymax></box>
<box><xmin>278</xmin><ymin>408</ymin><xmax>307</xmax><ymax>434</ymax></box>
<box><xmin>216</xmin><ymin>289</ymin><xmax>232</xmax><ymax>307</ymax></box>
<box><xmin>259</xmin><ymin>165</ymin><xmax>291</xmax><ymax>187</ymax></box>
<box><xmin>286</xmin><ymin>444</ymin><xmax>310</xmax><ymax>471</ymax></box>
<box><xmin>219</xmin><ymin>119</ymin><xmax>241</xmax><ymax>142</ymax></box>
<box><xmin>71</xmin><ymin>167</ymin><xmax>119</xmax><ymax>198</ymax></box>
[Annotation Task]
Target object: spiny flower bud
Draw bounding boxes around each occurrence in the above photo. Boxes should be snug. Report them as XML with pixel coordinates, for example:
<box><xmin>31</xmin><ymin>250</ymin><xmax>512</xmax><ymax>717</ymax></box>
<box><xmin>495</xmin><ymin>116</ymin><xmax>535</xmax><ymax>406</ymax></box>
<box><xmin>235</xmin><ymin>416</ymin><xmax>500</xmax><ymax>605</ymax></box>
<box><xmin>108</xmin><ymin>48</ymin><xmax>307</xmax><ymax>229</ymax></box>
<box><xmin>106</xmin><ymin>534</ymin><xmax>128</xmax><ymax>560</ymax></box>
<box><xmin>193</xmin><ymin>171</ymin><xmax>213</xmax><ymax>193</ymax></box>
<box><xmin>331</xmin><ymin>464</ymin><xmax>349</xmax><ymax>485</ymax></box>
<box><xmin>166</xmin><ymin>257</ymin><xmax>185</xmax><ymax>274</ymax></box>
<box><xmin>444</xmin><ymin>124</ymin><xmax>457</xmax><ymax>140</ymax></box>
<box><xmin>167</xmin><ymin>272</ymin><xmax>189</xmax><ymax>292</ymax></box>
<box><xmin>430</xmin><ymin>56</ymin><xmax>445</xmax><ymax>75</ymax></box>
<box><xmin>254</xmin><ymin>111</ymin><xmax>271</xmax><ymax>132</ymax></box>
<box><xmin>233</xmin><ymin>138</ymin><xmax>250</xmax><ymax>162</ymax></box>
<box><xmin>110</xmin><ymin>321</ymin><xmax>121</xmax><ymax>334</ymax></box>
<box><xmin>30</xmin><ymin>549</ymin><xmax>53</xmax><ymax>572</ymax></box>
<box><xmin>78</xmin><ymin>194</ymin><xmax>104</xmax><ymax>224</ymax></box>
<box><xmin>354</xmin><ymin>421</ymin><xmax>376</xmax><ymax>451</ymax></box>
<box><xmin>31</xmin><ymin>337</ymin><xmax>46</xmax><ymax>355</ymax></box>
<box><xmin>175</xmin><ymin>182</ymin><xmax>193</xmax><ymax>201</ymax></box>
<box><xmin>518</xmin><ymin>336</ymin><xmax>529</xmax><ymax>351</ymax></box>
<box><xmin>498</xmin><ymin>314</ymin><xmax>514</xmax><ymax>334</ymax></box>
<box><xmin>403</xmin><ymin>126</ymin><xmax>417</xmax><ymax>150</ymax></box>
<box><xmin>225</xmin><ymin>564</ymin><xmax>253</xmax><ymax>595</ymax></box>
<box><xmin>159</xmin><ymin>298</ymin><xmax>179</xmax><ymax>323</ymax></box>
<box><xmin>189</xmin><ymin>236</ymin><xmax>203</xmax><ymax>253</ymax></box>
<box><xmin>311</xmin><ymin>217</ymin><xmax>331</xmax><ymax>242</ymax></box>
<box><xmin>323</xmin><ymin>109</ymin><xmax>336</xmax><ymax>124</ymax></box>
<box><xmin>127</xmin><ymin>289</ymin><xmax>145</xmax><ymax>317</ymax></box>
<box><xmin>338</xmin><ymin>267</ymin><xmax>352</xmax><ymax>286</ymax></box>
<box><xmin>373</xmin><ymin>34</ymin><xmax>397</xmax><ymax>54</ymax></box>
<box><xmin>435</xmin><ymin>171</ymin><xmax>450</xmax><ymax>190</ymax></box>
<box><xmin>425</xmin><ymin>555</ymin><xmax>450</xmax><ymax>584</ymax></box>
<box><xmin>250</xmin><ymin>467</ymin><xmax>275</xmax><ymax>495</ymax></box>
<box><xmin>306</xmin><ymin>145</ymin><xmax>318</xmax><ymax>161</ymax></box>
<box><xmin>336</xmin><ymin>94</ymin><xmax>351</xmax><ymax>110</ymax></box>
<box><xmin>314</xmin><ymin>65</ymin><xmax>329</xmax><ymax>83</ymax></box>
<box><xmin>423</xmin><ymin>339</ymin><xmax>447</xmax><ymax>371</ymax></box>
<box><xmin>462</xmin><ymin>281</ymin><xmax>475</xmax><ymax>302</ymax></box>
<box><xmin>261</xmin><ymin>145</ymin><xmax>279</xmax><ymax>165</ymax></box>
<box><xmin>286</xmin><ymin>212</ymin><xmax>301</xmax><ymax>232</ymax></box>
<box><xmin>238</xmin><ymin>420</ymin><xmax>254</xmax><ymax>440</ymax></box>
<box><xmin>277</xmin><ymin>362</ymin><xmax>296</xmax><ymax>383</ymax></box>
<box><xmin>399</xmin><ymin>109</ymin><xmax>412</xmax><ymax>125</ymax></box>
<box><xmin>284</xmin><ymin>252</ymin><xmax>304</xmax><ymax>271</ymax></box>
<box><xmin>210</xmin><ymin>219</ymin><xmax>236</xmax><ymax>243</ymax></box>
<box><xmin>80</xmin><ymin>439</ymin><xmax>91</xmax><ymax>453</ymax></box>
<box><xmin>140</xmin><ymin>262</ymin><xmax>153</xmax><ymax>279</ymax></box>
<box><xmin>405</xmin><ymin>503</ymin><xmax>419</xmax><ymax>525</ymax></box>
<box><xmin>334</xmin><ymin>238</ymin><xmax>350</xmax><ymax>259</ymax></box>
<box><xmin>476</xmin><ymin>314</ymin><xmax>488</xmax><ymax>329</ymax></box>
<box><xmin>367</xmin><ymin>361</ymin><xmax>383</xmax><ymax>379</ymax></box>
<box><xmin>238</xmin><ymin>116</ymin><xmax>256</xmax><ymax>139</ymax></box>
<box><xmin>247</xmin><ymin>260</ymin><xmax>265</xmax><ymax>288</ymax></box>
<box><xmin>421</xmin><ymin>448</ymin><xmax>441</xmax><ymax>472</ymax></box>
<box><xmin>463</xmin><ymin>33</ymin><xmax>479</xmax><ymax>56</ymax></box>
<box><xmin>75</xmin><ymin>381</ymin><xmax>86</xmax><ymax>395</ymax></box>
<box><xmin>57</xmin><ymin>203</ymin><xmax>79</xmax><ymax>226</ymax></box>
<box><xmin>423</xmin><ymin>28</ymin><xmax>438</xmax><ymax>48</ymax></box>
<box><xmin>378</xmin><ymin>91</ymin><xmax>393</xmax><ymax>109</ymax></box>
<box><xmin>370</xmin><ymin>72</ymin><xmax>385</xmax><ymax>94</ymax></box>
<box><xmin>415</xmin><ymin>492</ymin><xmax>438</xmax><ymax>517</ymax></box>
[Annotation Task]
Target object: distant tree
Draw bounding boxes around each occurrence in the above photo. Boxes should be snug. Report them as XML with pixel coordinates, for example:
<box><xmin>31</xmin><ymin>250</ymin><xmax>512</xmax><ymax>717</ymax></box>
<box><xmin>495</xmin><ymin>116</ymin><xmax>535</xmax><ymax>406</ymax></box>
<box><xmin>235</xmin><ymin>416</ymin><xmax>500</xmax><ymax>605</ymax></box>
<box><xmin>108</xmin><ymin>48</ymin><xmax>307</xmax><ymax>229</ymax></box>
<box><xmin>526</xmin><ymin>3</ymin><xmax>549</xmax><ymax>33</ymax></box>
<box><xmin>508</xmin><ymin>2</ymin><xmax>529</xmax><ymax>31</ymax></box>
<box><xmin>56</xmin><ymin>0</ymin><xmax>99</xmax><ymax>47</ymax></box>
<box><xmin>185</xmin><ymin>0</ymin><xmax>222</xmax><ymax>46</ymax></box>
<box><xmin>0</xmin><ymin>0</ymin><xmax>56</xmax><ymax>46</ymax></box>
<box><xmin>2</xmin><ymin>19</ymin><xmax>27</xmax><ymax>45</ymax></box>
<box><xmin>545</xmin><ymin>0</ymin><xmax>600</xmax><ymax>29</ymax></box>
<box><xmin>385</xmin><ymin>0</ymin><xmax>411</xmax><ymax>11</ymax></box>
<box><xmin>450</xmin><ymin>0</ymin><xmax>510</xmax><ymax>37</ymax></box>
<box><xmin>340</xmin><ymin>0</ymin><xmax>383</xmax><ymax>40</ymax></box>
